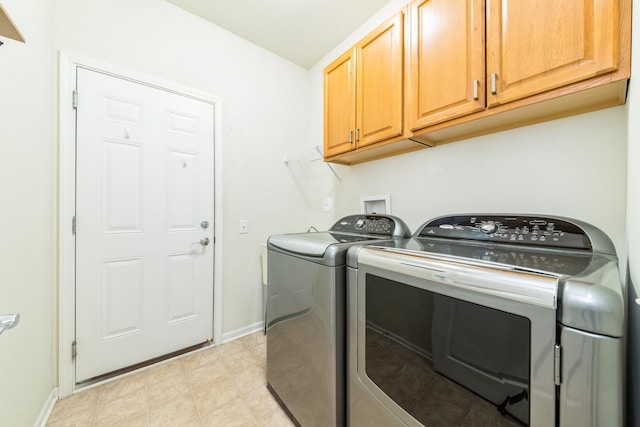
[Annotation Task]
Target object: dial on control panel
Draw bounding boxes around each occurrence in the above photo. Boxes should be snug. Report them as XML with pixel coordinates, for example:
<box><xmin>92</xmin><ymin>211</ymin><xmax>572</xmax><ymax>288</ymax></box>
<box><xmin>479</xmin><ymin>221</ymin><xmax>498</xmax><ymax>234</ymax></box>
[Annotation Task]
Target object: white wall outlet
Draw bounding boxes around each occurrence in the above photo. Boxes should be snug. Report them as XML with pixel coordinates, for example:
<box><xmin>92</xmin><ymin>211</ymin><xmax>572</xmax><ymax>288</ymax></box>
<box><xmin>239</xmin><ymin>219</ymin><xmax>249</xmax><ymax>234</ymax></box>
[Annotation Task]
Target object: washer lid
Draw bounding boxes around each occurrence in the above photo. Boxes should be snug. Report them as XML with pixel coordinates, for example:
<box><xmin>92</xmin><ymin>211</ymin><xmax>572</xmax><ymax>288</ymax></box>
<box><xmin>268</xmin><ymin>232</ymin><xmax>374</xmax><ymax>257</ymax></box>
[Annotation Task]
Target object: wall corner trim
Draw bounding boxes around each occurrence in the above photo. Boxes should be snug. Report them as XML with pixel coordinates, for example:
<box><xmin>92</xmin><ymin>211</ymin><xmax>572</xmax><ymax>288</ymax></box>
<box><xmin>34</xmin><ymin>387</ymin><xmax>58</xmax><ymax>427</ymax></box>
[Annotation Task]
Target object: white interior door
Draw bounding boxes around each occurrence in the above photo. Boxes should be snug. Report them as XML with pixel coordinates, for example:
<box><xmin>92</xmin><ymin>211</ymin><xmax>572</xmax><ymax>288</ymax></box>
<box><xmin>75</xmin><ymin>68</ymin><xmax>215</xmax><ymax>382</ymax></box>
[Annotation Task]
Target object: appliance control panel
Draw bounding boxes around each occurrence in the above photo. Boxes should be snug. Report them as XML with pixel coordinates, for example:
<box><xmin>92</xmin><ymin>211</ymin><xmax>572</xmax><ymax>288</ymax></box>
<box><xmin>330</xmin><ymin>215</ymin><xmax>406</xmax><ymax>237</ymax></box>
<box><xmin>417</xmin><ymin>215</ymin><xmax>592</xmax><ymax>250</ymax></box>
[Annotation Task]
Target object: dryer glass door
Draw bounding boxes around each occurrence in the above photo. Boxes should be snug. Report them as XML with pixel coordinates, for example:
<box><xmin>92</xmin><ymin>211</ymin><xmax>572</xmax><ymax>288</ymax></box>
<box><xmin>363</xmin><ymin>273</ymin><xmax>530</xmax><ymax>426</ymax></box>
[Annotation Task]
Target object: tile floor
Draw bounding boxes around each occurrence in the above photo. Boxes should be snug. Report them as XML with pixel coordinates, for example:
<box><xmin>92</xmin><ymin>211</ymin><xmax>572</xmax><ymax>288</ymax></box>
<box><xmin>46</xmin><ymin>332</ymin><xmax>295</xmax><ymax>427</ymax></box>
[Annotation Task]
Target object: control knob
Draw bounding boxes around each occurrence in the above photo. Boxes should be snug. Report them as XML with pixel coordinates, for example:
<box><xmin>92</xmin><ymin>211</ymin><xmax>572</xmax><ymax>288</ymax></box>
<box><xmin>479</xmin><ymin>221</ymin><xmax>498</xmax><ymax>234</ymax></box>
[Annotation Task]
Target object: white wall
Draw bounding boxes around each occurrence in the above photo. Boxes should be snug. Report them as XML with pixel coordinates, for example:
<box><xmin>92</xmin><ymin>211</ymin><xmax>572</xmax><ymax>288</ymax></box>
<box><xmin>53</xmin><ymin>0</ymin><xmax>311</xmax><ymax>337</ymax></box>
<box><xmin>0</xmin><ymin>0</ymin><xmax>56</xmax><ymax>425</ymax></box>
<box><xmin>2</xmin><ymin>0</ymin><xmax>312</xmax><ymax>422</ymax></box>
<box><xmin>327</xmin><ymin>108</ymin><xmax>627</xmax><ymax>255</ymax></box>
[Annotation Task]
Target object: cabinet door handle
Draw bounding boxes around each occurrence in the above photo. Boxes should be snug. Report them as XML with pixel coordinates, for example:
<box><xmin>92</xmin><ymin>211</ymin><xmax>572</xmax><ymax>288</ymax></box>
<box><xmin>348</xmin><ymin>131</ymin><xmax>353</xmax><ymax>144</ymax></box>
<box><xmin>355</xmin><ymin>128</ymin><xmax>360</xmax><ymax>142</ymax></box>
<box><xmin>490</xmin><ymin>73</ymin><xmax>497</xmax><ymax>95</ymax></box>
<box><xmin>473</xmin><ymin>80</ymin><xmax>479</xmax><ymax>100</ymax></box>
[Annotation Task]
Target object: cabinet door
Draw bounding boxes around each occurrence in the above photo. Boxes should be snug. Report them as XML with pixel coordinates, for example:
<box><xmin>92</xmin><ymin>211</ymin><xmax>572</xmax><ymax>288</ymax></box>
<box><xmin>487</xmin><ymin>0</ymin><xmax>619</xmax><ymax>107</ymax></box>
<box><xmin>356</xmin><ymin>12</ymin><xmax>404</xmax><ymax>148</ymax></box>
<box><xmin>324</xmin><ymin>48</ymin><xmax>356</xmax><ymax>157</ymax></box>
<box><xmin>409</xmin><ymin>0</ymin><xmax>485</xmax><ymax>131</ymax></box>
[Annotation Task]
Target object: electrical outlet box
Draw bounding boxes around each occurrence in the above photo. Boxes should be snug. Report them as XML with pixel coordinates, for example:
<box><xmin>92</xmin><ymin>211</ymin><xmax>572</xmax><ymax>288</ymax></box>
<box><xmin>239</xmin><ymin>220</ymin><xmax>249</xmax><ymax>234</ymax></box>
<box><xmin>360</xmin><ymin>195</ymin><xmax>391</xmax><ymax>214</ymax></box>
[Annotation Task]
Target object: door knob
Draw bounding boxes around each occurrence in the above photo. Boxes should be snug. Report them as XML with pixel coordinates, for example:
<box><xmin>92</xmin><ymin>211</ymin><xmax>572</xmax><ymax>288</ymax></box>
<box><xmin>193</xmin><ymin>237</ymin><xmax>210</xmax><ymax>246</ymax></box>
<box><xmin>0</xmin><ymin>313</ymin><xmax>20</xmax><ymax>336</ymax></box>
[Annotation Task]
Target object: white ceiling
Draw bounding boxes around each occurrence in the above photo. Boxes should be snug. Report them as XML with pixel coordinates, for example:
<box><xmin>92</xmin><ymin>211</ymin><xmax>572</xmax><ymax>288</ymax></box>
<box><xmin>165</xmin><ymin>0</ymin><xmax>392</xmax><ymax>69</ymax></box>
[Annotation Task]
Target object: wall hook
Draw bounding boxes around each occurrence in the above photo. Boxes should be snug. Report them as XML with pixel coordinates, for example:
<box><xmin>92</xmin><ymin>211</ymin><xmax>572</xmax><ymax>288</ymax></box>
<box><xmin>0</xmin><ymin>313</ymin><xmax>20</xmax><ymax>336</ymax></box>
<box><xmin>283</xmin><ymin>145</ymin><xmax>341</xmax><ymax>181</ymax></box>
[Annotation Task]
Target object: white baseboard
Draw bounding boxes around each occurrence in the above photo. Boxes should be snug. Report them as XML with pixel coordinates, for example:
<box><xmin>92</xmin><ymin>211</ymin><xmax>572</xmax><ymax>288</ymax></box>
<box><xmin>221</xmin><ymin>321</ymin><xmax>264</xmax><ymax>344</ymax></box>
<box><xmin>35</xmin><ymin>387</ymin><xmax>58</xmax><ymax>427</ymax></box>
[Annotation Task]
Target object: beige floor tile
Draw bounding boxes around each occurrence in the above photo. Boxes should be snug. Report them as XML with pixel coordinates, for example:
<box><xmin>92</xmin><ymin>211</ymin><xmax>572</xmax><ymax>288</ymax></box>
<box><xmin>238</xmin><ymin>331</ymin><xmax>266</xmax><ymax>349</ymax></box>
<box><xmin>182</xmin><ymin>346</ymin><xmax>221</xmax><ymax>372</ymax></box>
<box><xmin>215</xmin><ymin>339</ymin><xmax>247</xmax><ymax>359</ymax></box>
<box><xmin>202</xmin><ymin>400</ymin><xmax>257</xmax><ymax>427</ymax></box>
<box><xmin>255</xmin><ymin>408</ymin><xmax>296</xmax><ymax>427</ymax></box>
<box><xmin>146</xmin><ymin>359</ymin><xmax>187</xmax><ymax>385</ymax></box>
<box><xmin>46</xmin><ymin>414</ymin><xmax>95</xmax><ymax>427</ymax></box>
<box><xmin>46</xmin><ymin>387</ymin><xmax>99</xmax><ymax>425</ymax></box>
<box><xmin>186</xmin><ymin>362</ymin><xmax>232</xmax><ymax>390</ymax></box>
<box><xmin>220</xmin><ymin>351</ymin><xmax>261</xmax><ymax>376</ymax></box>
<box><xmin>193</xmin><ymin>374</ymin><xmax>243</xmax><ymax>417</ymax></box>
<box><xmin>250</xmin><ymin>343</ymin><xmax>267</xmax><ymax>367</ymax></box>
<box><xmin>241</xmin><ymin>385</ymin><xmax>281</xmax><ymax>421</ymax></box>
<box><xmin>231</xmin><ymin>364</ymin><xmax>267</xmax><ymax>394</ymax></box>
<box><xmin>117</xmin><ymin>413</ymin><xmax>150</xmax><ymax>427</ymax></box>
<box><xmin>99</xmin><ymin>371</ymin><xmax>147</xmax><ymax>404</ymax></box>
<box><xmin>146</xmin><ymin>358</ymin><xmax>192</xmax><ymax>407</ymax></box>
<box><xmin>149</xmin><ymin>393</ymin><xmax>201</xmax><ymax>427</ymax></box>
<box><xmin>95</xmin><ymin>388</ymin><xmax>148</xmax><ymax>427</ymax></box>
<box><xmin>147</xmin><ymin>372</ymin><xmax>192</xmax><ymax>407</ymax></box>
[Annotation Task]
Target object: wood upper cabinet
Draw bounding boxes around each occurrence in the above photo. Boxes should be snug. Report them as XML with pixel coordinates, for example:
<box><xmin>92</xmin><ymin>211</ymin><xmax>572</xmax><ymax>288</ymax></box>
<box><xmin>324</xmin><ymin>12</ymin><xmax>405</xmax><ymax>158</ymax></box>
<box><xmin>408</xmin><ymin>0</ymin><xmax>485</xmax><ymax>130</ymax></box>
<box><xmin>324</xmin><ymin>0</ymin><xmax>629</xmax><ymax>164</ymax></box>
<box><xmin>486</xmin><ymin>0</ymin><xmax>620</xmax><ymax>107</ymax></box>
<box><xmin>357</xmin><ymin>12</ymin><xmax>405</xmax><ymax>147</ymax></box>
<box><xmin>324</xmin><ymin>49</ymin><xmax>356</xmax><ymax>157</ymax></box>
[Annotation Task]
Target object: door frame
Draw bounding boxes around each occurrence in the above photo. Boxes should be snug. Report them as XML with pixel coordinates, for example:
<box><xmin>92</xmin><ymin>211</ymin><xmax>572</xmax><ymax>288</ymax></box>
<box><xmin>58</xmin><ymin>51</ymin><xmax>224</xmax><ymax>397</ymax></box>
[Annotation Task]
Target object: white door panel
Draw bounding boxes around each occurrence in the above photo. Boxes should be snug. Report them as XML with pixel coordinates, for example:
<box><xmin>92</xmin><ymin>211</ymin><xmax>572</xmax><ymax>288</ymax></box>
<box><xmin>75</xmin><ymin>68</ymin><xmax>214</xmax><ymax>382</ymax></box>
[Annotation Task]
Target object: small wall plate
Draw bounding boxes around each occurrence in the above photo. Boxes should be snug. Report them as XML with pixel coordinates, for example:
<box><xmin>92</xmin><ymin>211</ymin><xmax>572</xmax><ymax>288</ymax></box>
<box><xmin>360</xmin><ymin>194</ymin><xmax>390</xmax><ymax>215</ymax></box>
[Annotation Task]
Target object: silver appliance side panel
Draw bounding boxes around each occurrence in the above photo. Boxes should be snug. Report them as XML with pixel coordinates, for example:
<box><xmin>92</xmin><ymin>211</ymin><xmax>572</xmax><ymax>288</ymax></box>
<box><xmin>267</xmin><ymin>249</ymin><xmax>345</xmax><ymax>426</ymax></box>
<box><xmin>559</xmin><ymin>326</ymin><xmax>623</xmax><ymax>427</ymax></box>
<box><xmin>561</xmin><ymin>259</ymin><xmax>625</xmax><ymax>337</ymax></box>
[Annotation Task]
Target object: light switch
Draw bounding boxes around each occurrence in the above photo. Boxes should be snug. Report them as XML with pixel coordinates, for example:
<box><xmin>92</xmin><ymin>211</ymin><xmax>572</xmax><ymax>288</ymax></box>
<box><xmin>239</xmin><ymin>220</ymin><xmax>249</xmax><ymax>234</ymax></box>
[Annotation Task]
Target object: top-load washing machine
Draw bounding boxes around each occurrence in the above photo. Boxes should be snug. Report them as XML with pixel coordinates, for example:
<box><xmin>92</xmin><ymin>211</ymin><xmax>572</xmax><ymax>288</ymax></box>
<box><xmin>266</xmin><ymin>214</ymin><xmax>411</xmax><ymax>427</ymax></box>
